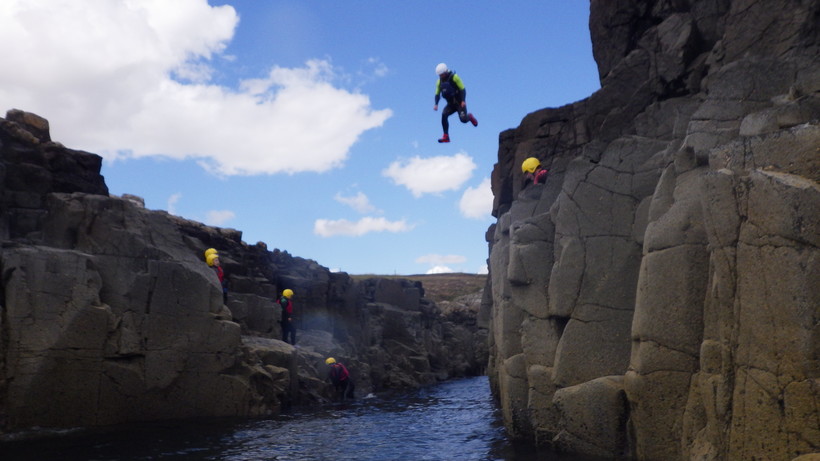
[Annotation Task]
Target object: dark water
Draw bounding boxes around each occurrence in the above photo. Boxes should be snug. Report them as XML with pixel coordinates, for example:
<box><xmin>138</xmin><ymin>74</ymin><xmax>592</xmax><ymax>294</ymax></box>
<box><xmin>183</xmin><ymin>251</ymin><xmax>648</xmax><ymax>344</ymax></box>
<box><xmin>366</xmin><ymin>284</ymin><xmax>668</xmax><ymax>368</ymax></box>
<box><xmin>0</xmin><ymin>376</ymin><xmax>599</xmax><ymax>461</ymax></box>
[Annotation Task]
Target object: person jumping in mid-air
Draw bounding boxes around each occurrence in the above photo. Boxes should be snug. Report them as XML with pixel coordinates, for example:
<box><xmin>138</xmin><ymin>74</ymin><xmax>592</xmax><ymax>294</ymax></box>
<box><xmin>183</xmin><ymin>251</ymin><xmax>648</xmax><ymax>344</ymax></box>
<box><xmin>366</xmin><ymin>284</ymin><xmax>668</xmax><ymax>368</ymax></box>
<box><xmin>433</xmin><ymin>62</ymin><xmax>477</xmax><ymax>143</ymax></box>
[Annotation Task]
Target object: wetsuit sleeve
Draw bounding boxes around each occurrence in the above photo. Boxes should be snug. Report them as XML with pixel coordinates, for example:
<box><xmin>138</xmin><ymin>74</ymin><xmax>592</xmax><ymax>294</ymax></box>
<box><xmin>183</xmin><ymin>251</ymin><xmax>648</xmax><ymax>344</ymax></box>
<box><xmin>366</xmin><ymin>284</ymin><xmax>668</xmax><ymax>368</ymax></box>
<box><xmin>434</xmin><ymin>80</ymin><xmax>441</xmax><ymax>105</ymax></box>
<box><xmin>452</xmin><ymin>74</ymin><xmax>467</xmax><ymax>101</ymax></box>
<box><xmin>452</xmin><ymin>74</ymin><xmax>466</xmax><ymax>90</ymax></box>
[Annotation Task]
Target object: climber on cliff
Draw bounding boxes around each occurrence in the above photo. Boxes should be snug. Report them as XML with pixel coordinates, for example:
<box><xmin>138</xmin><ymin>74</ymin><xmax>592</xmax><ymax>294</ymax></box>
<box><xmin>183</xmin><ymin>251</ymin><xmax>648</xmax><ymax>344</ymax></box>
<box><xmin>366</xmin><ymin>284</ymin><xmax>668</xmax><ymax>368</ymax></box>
<box><xmin>522</xmin><ymin>157</ymin><xmax>548</xmax><ymax>186</ymax></box>
<box><xmin>433</xmin><ymin>62</ymin><xmax>478</xmax><ymax>143</ymax></box>
<box><xmin>326</xmin><ymin>357</ymin><xmax>355</xmax><ymax>402</ymax></box>
<box><xmin>279</xmin><ymin>288</ymin><xmax>296</xmax><ymax>345</ymax></box>
<box><xmin>206</xmin><ymin>250</ymin><xmax>228</xmax><ymax>304</ymax></box>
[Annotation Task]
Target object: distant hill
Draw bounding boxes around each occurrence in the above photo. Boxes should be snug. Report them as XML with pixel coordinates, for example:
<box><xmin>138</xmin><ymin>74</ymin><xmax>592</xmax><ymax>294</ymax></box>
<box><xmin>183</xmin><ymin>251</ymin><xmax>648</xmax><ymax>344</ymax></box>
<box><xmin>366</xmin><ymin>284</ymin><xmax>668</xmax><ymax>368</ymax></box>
<box><xmin>351</xmin><ymin>273</ymin><xmax>486</xmax><ymax>314</ymax></box>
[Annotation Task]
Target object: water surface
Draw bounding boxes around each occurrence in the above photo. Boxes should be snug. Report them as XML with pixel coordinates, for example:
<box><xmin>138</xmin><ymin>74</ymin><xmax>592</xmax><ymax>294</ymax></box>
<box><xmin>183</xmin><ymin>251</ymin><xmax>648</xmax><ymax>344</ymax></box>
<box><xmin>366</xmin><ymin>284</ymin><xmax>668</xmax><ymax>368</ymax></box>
<box><xmin>0</xmin><ymin>376</ymin><xmax>600</xmax><ymax>460</ymax></box>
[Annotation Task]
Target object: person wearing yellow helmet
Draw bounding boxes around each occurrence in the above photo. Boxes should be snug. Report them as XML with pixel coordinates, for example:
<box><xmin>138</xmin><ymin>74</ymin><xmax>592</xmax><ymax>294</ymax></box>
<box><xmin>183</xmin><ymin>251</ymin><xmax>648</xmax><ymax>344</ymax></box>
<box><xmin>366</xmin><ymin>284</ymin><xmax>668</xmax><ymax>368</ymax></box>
<box><xmin>326</xmin><ymin>357</ymin><xmax>355</xmax><ymax>402</ymax></box>
<box><xmin>204</xmin><ymin>248</ymin><xmax>218</xmax><ymax>261</ymax></box>
<box><xmin>433</xmin><ymin>62</ymin><xmax>478</xmax><ymax>143</ymax></box>
<box><xmin>206</xmin><ymin>251</ymin><xmax>228</xmax><ymax>304</ymax></box>
<box><xmin>522</xmin><ymin>157</ymin><xmax>549</xmax><ymax>185</ymax></box>
<box><xmin>278</xmin><ymin>288</ymin><xmax>296</xmax><ymax>344</ymax></box>
<box><xmin>206</xmin><ymin>252</ymin><xmax>219</xmax><ymax>267</ymax></box>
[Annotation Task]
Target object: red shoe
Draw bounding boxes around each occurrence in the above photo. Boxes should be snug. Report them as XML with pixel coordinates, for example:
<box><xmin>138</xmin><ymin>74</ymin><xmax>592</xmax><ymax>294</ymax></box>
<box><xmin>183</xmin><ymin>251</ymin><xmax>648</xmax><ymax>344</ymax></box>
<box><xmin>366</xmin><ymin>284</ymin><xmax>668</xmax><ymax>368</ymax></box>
<box><xmin>469</xmin><ymin>114</ymin><xmax>478</xmax><ymax>127</ymax></box>
<box><xmin>438</xmin><ymin>134</ymin><xmax>450</xmax><ymax>143</ymax></box>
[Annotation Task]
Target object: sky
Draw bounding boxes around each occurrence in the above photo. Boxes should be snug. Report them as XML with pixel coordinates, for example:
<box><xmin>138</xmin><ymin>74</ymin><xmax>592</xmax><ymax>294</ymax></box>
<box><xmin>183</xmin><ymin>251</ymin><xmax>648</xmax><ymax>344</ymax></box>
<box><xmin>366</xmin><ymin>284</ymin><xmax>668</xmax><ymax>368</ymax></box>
<box><xmin>0</xmin><ymin>0</ymin><xmax>600</xmax><ymax>275</ymax></box>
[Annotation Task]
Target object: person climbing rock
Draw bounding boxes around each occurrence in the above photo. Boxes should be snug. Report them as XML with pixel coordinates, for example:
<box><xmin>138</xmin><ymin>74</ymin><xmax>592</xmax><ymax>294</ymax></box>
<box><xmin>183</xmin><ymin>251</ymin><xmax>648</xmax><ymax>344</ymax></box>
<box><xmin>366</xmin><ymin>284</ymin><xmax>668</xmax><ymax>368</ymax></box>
<box><xmin>325</xmin><ymin>357</ymin><xmax>355</xmax><ymax>402</ymax></box>
<box><xmin>522</xmin><ymin>157</ymin><xmax>548</xmax><ymax>186</ymax></box>
<box><xmin>205</xmin><ymin>249</ymin><xmax>228</xmax><ymax>304</ymax></box>
<box><xmin>279</xmin><ymin>288</ymin><xmax>296</xmax><ymax>345</ymax></box>
<box><xmin>433</xmin><ymin>62</ymin><xmax>477</xmax><ymax>143</ymax></box>
<box><xmin>204</xmin><ymin>247</ymin><xmax>218</xmax><ymax>261</ymax></box>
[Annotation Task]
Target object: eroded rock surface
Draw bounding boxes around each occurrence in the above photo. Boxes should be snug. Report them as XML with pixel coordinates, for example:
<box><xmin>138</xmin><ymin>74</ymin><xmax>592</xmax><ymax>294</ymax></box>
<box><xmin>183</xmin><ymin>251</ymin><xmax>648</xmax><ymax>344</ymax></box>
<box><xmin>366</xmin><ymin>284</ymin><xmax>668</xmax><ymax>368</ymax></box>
<box><xmin>486</xmin><ymin>1</ymin><xmax>819</xmax><ymax>459</ymax></box>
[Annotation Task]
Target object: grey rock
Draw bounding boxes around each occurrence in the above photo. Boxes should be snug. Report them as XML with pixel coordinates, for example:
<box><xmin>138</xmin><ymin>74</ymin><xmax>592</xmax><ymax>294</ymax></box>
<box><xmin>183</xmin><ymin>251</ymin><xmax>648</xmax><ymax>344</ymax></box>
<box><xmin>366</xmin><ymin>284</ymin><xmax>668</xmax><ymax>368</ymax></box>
<box><xmin>0</xmin><ymin>111</ymin><xmax>488</xmax><ymax>434</ymax></box>
<box><xmin>552</xmin><ymin>376</ymin><xmax>629</xmax><ymax>458</ymax></box>
<box><xmin>486</xmin><ymin>0</ymin><xmax>820</xmax><ymax>459</ymax></box>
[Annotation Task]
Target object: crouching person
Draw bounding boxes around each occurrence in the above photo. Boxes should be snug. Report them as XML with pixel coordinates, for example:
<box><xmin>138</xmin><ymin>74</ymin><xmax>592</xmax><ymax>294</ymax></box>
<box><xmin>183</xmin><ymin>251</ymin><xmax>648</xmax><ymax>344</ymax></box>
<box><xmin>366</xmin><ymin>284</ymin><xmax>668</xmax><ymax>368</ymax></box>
<box><xmin>325</xmin><ymin>357</ymin><xmax>355</xmax><ymax>402</ymax></box>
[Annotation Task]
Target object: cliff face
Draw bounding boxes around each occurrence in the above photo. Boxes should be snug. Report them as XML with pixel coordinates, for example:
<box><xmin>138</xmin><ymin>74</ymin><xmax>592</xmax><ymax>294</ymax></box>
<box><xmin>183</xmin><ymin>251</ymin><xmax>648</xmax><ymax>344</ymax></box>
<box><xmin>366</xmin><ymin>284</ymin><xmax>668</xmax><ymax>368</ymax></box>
<box><xmin>0</xmin><ymin>109</ymin><xmax>487</xmax><ymax>433</ymax></box>
<box><xmin>486</xmin><ymin>0</ymin><xmax>818</xmax><ymax>459</ymax></box>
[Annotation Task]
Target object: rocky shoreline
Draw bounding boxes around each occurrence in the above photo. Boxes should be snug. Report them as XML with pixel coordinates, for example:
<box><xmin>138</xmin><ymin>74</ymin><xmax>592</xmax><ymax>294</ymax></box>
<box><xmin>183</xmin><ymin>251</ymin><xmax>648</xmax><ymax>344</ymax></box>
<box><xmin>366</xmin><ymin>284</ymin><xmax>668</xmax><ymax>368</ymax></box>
<box><xmin>0</xmin><ymin>111</ymin><xmax>488</xmax><ymax>433</ymax></box>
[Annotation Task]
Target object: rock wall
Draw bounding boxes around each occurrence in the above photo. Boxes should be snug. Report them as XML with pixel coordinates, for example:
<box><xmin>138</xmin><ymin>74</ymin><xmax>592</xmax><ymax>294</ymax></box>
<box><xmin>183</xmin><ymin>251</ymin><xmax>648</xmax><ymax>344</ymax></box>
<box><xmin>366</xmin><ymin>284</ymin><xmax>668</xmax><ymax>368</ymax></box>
<box><xmin>486</xmin><ymin>1</ymin><xmax>818</xmax><ymax>460</ymax></box>
<box><xmin>0</xmin><ymin>109</ymin><xmax>487</xmax><ymax>433</ymax></box>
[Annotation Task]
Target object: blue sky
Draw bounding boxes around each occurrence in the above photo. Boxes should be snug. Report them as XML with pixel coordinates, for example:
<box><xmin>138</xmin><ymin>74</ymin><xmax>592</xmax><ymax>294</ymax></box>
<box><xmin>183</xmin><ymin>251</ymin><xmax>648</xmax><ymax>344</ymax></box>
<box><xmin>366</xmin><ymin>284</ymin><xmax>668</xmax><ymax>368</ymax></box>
<box><xmin>0</xmin><ymin>1</ymin><xmax>599</xmax><ymax>275</ymax></box>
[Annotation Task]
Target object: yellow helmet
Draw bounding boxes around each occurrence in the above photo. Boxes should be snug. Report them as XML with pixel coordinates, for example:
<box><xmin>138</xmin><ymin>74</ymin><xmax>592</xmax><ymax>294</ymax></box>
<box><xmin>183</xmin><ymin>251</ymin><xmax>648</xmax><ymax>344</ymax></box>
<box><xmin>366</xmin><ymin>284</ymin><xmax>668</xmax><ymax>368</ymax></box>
<box><xmin>522</xmin><ymin>157</ymin><xmax>541</xmax><ymax>174</ymax></box>
<box><xmin>204</xmin><ymin>248</ymin><xmax>218</xmax><ymax>260</ymax></box>
<box><xmin>325</xmin><ymin>357</ymin><xmax>336</xmax><ymax>365</ymax></box>
<box><xmin>283</xmin><ymin>289</ymin><xmax>294</xmax><ymax>298</ymax></box>
<box><xmin>206</xmin><ymin>253</ymin><xmax>219</xmax><ymax>267</ymax></box>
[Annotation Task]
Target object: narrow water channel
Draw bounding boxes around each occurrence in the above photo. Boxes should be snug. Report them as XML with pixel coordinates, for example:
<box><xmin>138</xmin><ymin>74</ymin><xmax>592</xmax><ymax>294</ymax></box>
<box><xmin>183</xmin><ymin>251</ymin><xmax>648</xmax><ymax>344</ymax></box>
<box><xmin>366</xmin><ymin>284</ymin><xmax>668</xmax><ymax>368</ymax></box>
<box><xmin>0</xmin><ymin>376</ymin><xmax>601</xmax><ymax>460</ymax></box>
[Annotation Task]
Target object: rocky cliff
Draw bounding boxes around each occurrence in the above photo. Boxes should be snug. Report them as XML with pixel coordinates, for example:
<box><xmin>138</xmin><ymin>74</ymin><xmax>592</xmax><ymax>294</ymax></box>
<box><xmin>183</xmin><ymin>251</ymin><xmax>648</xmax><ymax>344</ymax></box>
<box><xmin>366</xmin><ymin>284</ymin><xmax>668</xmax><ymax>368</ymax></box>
<box><xmin>0</xmin><ymin>109</ymin><xmax>487</xmax><ymax>434</ymax></box>
<box><xmin>486</xmin><ymin>0</ymin><xmax>818</xmax><ymax>460</ymax></box>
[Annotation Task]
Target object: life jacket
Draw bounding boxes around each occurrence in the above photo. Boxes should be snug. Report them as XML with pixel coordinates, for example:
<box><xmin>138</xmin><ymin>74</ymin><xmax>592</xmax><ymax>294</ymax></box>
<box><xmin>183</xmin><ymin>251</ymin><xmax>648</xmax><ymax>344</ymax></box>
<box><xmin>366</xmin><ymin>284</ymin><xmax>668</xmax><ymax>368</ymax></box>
<box><xmin>279</xmin><ymin>296</ymin><xmax>293</xmax><ymax>315</ymax></box>
<box><xmin>330</xmin><ymin>363</ymin><xmax>349</xmax><ymax>382</ymax></box>
<box><xmin>439</xmin><ymin>72</ymin><xmax>460</xmax><ymax>101</ymax></box>
<box><xmin>534</xmin><ymin>168</ymin><xmax>548</xmax><ymax>184</ymax></box>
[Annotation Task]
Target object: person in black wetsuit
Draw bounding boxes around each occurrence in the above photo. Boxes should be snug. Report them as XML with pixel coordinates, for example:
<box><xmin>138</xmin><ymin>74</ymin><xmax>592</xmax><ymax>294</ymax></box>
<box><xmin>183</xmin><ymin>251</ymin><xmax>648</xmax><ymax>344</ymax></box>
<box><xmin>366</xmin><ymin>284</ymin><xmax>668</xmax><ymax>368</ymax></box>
<box><xmin>433</xmin><ymin>62</ymin><xmax>477</xmax><ymax>143</ymax></box>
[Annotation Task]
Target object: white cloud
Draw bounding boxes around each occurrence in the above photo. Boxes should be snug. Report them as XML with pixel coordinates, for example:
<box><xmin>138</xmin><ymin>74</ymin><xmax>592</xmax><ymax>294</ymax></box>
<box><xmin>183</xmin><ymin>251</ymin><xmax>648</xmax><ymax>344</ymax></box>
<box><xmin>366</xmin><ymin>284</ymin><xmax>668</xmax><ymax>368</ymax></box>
<box><xmin>477</xmin><ymin>264</ymin><xmax>489</xmax><ymax>275</ymax></box>
<box><xmin>0</xmin><ymin>0</ymin><xmax>391</xmax><ymax>176</ymax></box>
<box><xmin>459</xmin><ymin>177</ymin><xmax>493</xmax><ymax>219</ymax></box>
<box><xmin>314</xmin><ymin>217</ymin><xmax>413</xmax><ymax>237</ymax></box>
<box><xmin>382</xmin><ymin>153</ymin><xmax>476</xmax><ymax>197</ymax></box>
<box><xmin>205</xmin><ymin>210</ymin><xmax>236</xmax><ymax>226</ymax></box>
<box><xmin>334</xmin><ymin>191</ymin><xmax>379</xmax><ymax>214</ymax></box>
<box><xmin>426</xmin><ymin>265</ymin><xmax>454</xmax><ymax>274</ymax></box>
<box><xmin>363</xmin><ymin>57</ymin><xmax>389</xmax><ymax>79</ymax></box>
<box><xmin>416</xmin><ymin>254</ymin><xmax>466</xmax><ymax>265</ymax></box>
<box><xmin>167</xmin><ymin>192</ymin><xmax>182</xmax><ymax>215</ymax></box>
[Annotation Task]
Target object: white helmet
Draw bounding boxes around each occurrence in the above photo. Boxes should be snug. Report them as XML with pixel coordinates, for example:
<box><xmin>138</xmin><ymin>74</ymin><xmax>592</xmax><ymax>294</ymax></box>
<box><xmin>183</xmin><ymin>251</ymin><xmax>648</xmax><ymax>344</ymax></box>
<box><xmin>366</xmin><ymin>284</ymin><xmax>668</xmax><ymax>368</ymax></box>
<box><xmin>435</xmin><ymin>62</ymin><xmax>448</xmax><ymax>75</ymax></box>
